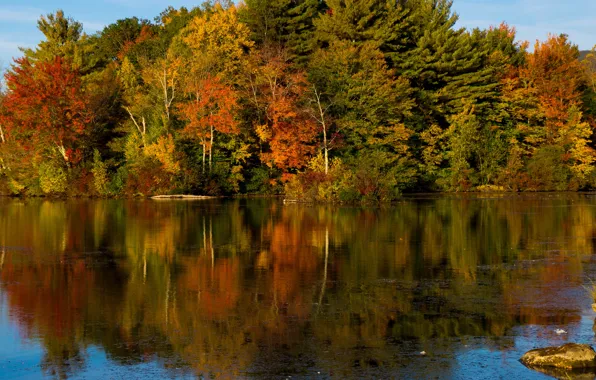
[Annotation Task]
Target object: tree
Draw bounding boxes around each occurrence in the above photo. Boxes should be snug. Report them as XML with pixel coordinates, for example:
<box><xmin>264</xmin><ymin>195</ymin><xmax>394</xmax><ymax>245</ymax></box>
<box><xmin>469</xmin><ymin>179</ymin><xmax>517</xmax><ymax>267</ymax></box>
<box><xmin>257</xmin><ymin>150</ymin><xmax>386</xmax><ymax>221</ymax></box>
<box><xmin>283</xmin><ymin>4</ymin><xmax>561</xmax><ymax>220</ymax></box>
<box><xmin>177</xmin><ymin>75</ymin><xmax>239</xmax><ymax>173</ymax></box>
<box><xmin>119</xmin><ymin>56</ymin><xmax>149</xmax><ymax>147</ymax></box>
<box><xmin>0</xmin><ymin>87</ymin><xmax>5</xmax><ymax>144</ymax></box>
<box><xmin>315</xmin><ymin>0</ymin><xmax>504</xmax><ymax>128</ymax></box>
<box><xmin>22</xmin><ymin>10</ymin><xmax>98</xmax><ymax>74</ymax></box>
<box><xmin>417</xmin><ymin>24</ymin><xmax>527</xmax><ymax>190</ymax></box>
<box><xmin>530</xmin><ymin>35</ymin><xmax>585</xmax><ymax>143</ymax></box>
<box><xmin>144</xmin><ymin>134</ymin><xmax>180</xmax><ymax>175</ymax></box>
<box><xmin>306</xmin><ymin>85</ymin><xmax>333</xmax><ymax>174</ymax></box>
<box><xmin>94</xmin><ymin>17</ymin><xmax>151</xmax><ymax>63</ymax></box>
<box><xmin>240</xmin><ymin>0</ymin><xmax>325</xmax><ymax>64</ymax></box>
<box><xmin>181</xmin><ymin>4</ymin><xmax>253</xmax><ymax>76</ymax></box>
<box><xmin>141</xmin><ymin>52</ymin><xmax>182</xmax><ymax>128</ymax></box>
<box><xmin>246</xmin><ymin>48</ymin><xmax>317</xmax><ymax>171</ymax></box>
<box><xmin>22</xmin><ymin>10</ymin><xmax>83</xmax><ymax>61</ymax></box>
<box><xmin>3</xmin><ymin>57</ymin><xmax>91</xmax><ymax>165</ymax></box>
<box><xmin>502</xmin><ymin>34</ymin><xmax>595</xmax><ymax>188</ymax></box>
<box><xmin>239</xmin><ymin>0</ymin><xmax>292</xmax><ymax>46</ymax></box>
<box><xmin>285</xmin><ymin>0</ymin><xmax>326</xmax><ymax>64</ymax></box>
<box><xmin>309</xmin><ymin>41</ymin><xmax>414</xmax><ymax>159</ymax></box>
<box><xmin>583</xmin><ymin>47</ymin><xmax>596</xmax><ymax>100</ymax></box>
<box><xmin>445</xmin><ymin>104</ymin><xmax>481</xmax><ymax>190</ymax></box>
<box><xmin>314</xmin><ymin>0</ymin><xmax>402</xmax><ymax>49</ymax></box>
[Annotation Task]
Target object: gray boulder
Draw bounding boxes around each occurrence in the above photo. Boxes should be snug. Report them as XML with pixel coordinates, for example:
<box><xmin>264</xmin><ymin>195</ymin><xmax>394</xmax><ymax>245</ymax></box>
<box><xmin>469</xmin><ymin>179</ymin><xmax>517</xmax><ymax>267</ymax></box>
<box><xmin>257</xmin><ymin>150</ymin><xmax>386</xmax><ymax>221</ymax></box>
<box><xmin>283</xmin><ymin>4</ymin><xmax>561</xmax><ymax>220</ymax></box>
<box><xmin>521</xmin><ymin>343</ymin><xmax>596</xmax><ymax>370</ymax></box>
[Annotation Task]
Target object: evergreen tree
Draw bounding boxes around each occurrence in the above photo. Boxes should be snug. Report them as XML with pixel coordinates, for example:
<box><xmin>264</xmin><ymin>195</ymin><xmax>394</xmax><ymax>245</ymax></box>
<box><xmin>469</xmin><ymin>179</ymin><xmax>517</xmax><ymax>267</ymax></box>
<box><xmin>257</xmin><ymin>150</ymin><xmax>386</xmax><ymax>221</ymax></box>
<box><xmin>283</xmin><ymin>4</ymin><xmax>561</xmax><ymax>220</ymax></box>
<box><xmin>240</xmin><ymin>0</ymin><xmax>325</xmax><ymax>64</ymax></box>
<box><xmin>239</xmin><ymin>0</ymin><xmax>292</xmax><ymax>46</ymax></box>
<box><xmin>21</xmin><ymin>10</ymin><xmax>99</xmax><ymax>74</ymax></box>
<box><xmin>286</xmin><ymin>0</ymin><xmax>327</xmax><ymax>64</ymax></box>
<box><xmin>309</xmin><ymin>40</ymin><xmax>417</xmax><ymax>189</ymax></box>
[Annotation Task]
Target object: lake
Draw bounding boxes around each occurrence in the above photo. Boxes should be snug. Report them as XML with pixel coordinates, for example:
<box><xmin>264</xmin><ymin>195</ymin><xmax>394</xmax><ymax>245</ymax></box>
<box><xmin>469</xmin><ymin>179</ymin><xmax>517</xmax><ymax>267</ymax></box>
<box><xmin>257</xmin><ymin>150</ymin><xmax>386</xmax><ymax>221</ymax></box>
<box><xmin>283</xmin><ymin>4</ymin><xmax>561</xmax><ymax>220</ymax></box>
<box><xmin>1</xmin><ymin>195</ymin><xmax>596</xmax><ymax>379</ymax></box>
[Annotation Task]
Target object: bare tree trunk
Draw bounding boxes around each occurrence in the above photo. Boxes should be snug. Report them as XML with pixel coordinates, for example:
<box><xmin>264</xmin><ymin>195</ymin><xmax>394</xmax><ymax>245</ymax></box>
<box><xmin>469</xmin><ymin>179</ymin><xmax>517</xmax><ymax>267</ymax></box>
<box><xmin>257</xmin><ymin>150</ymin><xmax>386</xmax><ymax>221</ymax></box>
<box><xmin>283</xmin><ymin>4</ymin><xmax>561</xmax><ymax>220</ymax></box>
<box><xmin>202</xmin><ymin>142</ymin><xmax>206</xmax><ymax>174</ymax></box>
<box><xmin>0</xmin><ymin>124</ymin><xmax>5</xmax><ymax>170</ymax></box>
<box><xmin>0</xmin><ymin>124</ymin><xmax>7</xmax><ymax>170</ymax></box>
<box><xmin>323</xmin><ymin>130</ymin><xmax>329</xmax><ymax>175</ymax></box>
<box><xmin>311</xmin><ymin>86</ymin><xmax>329</xmax><ymax>175</ymax></box>
<box><xmin>124</xmin><ymin>107</ymin><xmax>147</xmax><ymax>147</ymax></box>
<box><xmin>318</xmin><ymin>102</ymin><xmax>329</xmax><ymax>175</ymax></box>
<box><xmin>209</xmin><ymin>124</ymin><xmax>214</xmax><ymax>173</ymax></box>
<box><xmin>55</xmin><ymin>143</ymin><xmax>70</xmax><ymax>167</ymax></box>
<box><xmin>159</xmin><ymin>64</ymin><xmax>176</xmax><ymax>128</ymax></box>
<box><xmin>162</xmin><ymin>67</ymin><xmax>170</xmax><ymax>121</ymax></box>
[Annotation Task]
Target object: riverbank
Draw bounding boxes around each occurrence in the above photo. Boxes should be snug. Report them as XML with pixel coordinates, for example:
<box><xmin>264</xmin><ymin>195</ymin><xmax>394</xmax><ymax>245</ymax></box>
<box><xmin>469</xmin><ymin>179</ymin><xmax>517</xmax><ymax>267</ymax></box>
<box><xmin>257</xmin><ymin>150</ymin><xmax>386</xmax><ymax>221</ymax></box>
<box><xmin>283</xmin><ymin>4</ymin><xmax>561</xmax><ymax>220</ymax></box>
<box><xmin>4</xmin><ymin>191</ymin><xmax>596</xmax><ymax>203</ymax></box>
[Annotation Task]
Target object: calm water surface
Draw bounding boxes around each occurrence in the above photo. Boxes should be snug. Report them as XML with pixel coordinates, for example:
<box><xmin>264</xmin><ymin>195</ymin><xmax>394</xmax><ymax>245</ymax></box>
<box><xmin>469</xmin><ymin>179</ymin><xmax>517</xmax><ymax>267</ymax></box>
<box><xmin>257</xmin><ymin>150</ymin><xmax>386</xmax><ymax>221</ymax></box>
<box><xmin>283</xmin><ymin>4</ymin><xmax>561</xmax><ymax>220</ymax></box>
<box><xmin>2</xmin><ymin>195</ymin><xmax>596</xmax><ymax>379</ymax></box>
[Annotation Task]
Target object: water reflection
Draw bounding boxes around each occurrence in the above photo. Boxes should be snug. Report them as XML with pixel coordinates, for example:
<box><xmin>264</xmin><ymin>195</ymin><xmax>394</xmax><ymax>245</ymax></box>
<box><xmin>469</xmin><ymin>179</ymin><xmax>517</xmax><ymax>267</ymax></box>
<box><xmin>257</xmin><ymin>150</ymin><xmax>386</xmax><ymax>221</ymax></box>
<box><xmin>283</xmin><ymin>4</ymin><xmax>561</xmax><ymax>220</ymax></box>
<box><xmin>1</xmin><ymin>195</ymin><xmax>596</xmax><ymax>378</ymax></box>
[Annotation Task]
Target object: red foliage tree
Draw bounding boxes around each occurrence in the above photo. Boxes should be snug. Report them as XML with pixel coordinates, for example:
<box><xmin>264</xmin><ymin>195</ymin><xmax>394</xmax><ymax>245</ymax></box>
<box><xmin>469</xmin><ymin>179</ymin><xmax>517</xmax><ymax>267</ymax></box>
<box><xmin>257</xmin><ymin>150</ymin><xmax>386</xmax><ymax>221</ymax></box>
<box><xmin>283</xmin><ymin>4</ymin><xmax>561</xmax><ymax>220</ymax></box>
<box><xmin>3</xmin><ymin>56</ymin><xmax>91</xmax><ymax>164</ymax></box>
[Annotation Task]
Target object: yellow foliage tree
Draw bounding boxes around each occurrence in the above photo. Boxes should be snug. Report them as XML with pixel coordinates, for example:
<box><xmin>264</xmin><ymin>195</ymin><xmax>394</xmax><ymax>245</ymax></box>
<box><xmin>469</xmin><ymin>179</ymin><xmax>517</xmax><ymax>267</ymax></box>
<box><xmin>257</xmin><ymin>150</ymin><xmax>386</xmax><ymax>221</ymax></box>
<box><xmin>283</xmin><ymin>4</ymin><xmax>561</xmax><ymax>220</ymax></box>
<box><xmin>181</xmin><ymin>4</ymin><xmax>254</xmax><ymax>77</ymax></box>
<box><xmin>141</xmin><ymin>52</ymin><xmax>183</xmax><ymax>128</ymax></box>
<box><xmin>144</xmin><ymin>134</ymin><xmax>180</xmax><ymax>174</ymax></box>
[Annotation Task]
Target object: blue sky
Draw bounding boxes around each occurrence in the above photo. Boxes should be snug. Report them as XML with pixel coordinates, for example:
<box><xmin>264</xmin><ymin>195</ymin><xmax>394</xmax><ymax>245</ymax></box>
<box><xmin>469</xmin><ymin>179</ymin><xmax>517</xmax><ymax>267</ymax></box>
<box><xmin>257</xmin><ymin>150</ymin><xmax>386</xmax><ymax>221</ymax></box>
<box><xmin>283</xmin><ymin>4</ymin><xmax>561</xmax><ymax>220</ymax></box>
<box><xmin>0</xmin><ymin>0</ymin><xmax>594</xmax><ymax>70</ymax></box>
<box><xmin>455</xmin><ymin>0</ymin><xmax>596</xmax><ymax>50</ymax></box>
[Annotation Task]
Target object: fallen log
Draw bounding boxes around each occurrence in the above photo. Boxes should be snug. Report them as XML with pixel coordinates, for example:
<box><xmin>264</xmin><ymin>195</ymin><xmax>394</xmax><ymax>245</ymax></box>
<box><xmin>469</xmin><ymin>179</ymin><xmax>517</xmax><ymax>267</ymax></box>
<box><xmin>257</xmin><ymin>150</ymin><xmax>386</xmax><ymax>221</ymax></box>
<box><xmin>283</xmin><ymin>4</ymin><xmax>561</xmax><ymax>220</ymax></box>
<box><xmin>151</xmin><ymin>195</ymin><xmax>214</xmax><ymax>200</ymax></box>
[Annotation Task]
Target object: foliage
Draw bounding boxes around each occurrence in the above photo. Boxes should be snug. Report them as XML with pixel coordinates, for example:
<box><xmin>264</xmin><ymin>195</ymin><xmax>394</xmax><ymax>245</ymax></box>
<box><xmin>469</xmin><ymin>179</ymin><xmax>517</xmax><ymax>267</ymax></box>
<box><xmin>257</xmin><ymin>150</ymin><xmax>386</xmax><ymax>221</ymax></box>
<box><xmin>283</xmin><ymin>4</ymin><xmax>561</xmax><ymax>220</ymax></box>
<box><xmin>1</xmin><ymin>4</ymin><xmax>596</xmax><ymax>199</ymax></box>
<box><xmin>239</xmin><ymin>0</ymin><xmax>325</xmax><ymax>64</ymax></box>
<box><xmin>38</xmin><ymin>162</ymin><xmax>68</xmax><ymax>195</ymax></box>
<box><xmin>3</xmin><ymin>56</ymin><xmax>91</xmax><ymax>165</ymax></box>
<box><xmin>246</xmin><ymin>48</ymin><xmax>317</xmax><ymax>170</ymax></box>
<box><xmin>92</xmin><ymin>150</ymin><xmax>111</xmax><ymax>196</ymax></box>
<box><xmin>181</xmin><ymin>4</ymin><xmax>253</xmax><ymax>76</ymax></box>
<box><xmin>144</xmin><ymin>134</ymin><xmax>180</xmax><ymax>174</ymax></box>
<box><xmin>526</xmin><ymin>145</ymin><xmax>572</xmax><ymax>191</ymax></box>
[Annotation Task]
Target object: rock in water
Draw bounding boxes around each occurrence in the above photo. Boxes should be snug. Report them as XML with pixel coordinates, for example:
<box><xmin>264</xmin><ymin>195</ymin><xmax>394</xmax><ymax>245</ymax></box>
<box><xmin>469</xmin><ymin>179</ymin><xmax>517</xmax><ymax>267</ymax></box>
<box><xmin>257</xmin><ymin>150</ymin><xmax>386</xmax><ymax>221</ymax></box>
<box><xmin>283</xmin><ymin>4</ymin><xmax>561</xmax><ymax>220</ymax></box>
<box><xmin>521</xmin><ymin>343</ymin><xmax>596</xmax><ymax>370</ymax></box>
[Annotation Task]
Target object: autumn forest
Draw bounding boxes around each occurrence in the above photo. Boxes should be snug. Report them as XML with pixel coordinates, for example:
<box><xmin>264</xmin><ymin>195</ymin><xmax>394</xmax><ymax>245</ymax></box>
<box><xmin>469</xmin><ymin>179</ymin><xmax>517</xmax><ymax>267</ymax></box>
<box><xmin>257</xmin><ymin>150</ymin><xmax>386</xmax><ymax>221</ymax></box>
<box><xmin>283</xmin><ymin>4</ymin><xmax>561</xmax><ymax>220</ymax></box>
<box><xmin>1</xmin><ymin>0</ymin><xmax>595</xmax><ymax>201</ymax></box>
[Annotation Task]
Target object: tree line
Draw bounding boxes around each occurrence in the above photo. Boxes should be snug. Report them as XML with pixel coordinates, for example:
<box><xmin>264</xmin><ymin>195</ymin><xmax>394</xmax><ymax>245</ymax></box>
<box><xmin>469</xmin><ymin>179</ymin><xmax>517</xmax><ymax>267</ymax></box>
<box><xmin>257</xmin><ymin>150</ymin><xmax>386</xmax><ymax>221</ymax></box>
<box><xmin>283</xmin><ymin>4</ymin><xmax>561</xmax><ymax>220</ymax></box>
<box><xmin>1</xmin><ymin>0</ymin><xmax>596</xmax><ymax>201</ymax></box>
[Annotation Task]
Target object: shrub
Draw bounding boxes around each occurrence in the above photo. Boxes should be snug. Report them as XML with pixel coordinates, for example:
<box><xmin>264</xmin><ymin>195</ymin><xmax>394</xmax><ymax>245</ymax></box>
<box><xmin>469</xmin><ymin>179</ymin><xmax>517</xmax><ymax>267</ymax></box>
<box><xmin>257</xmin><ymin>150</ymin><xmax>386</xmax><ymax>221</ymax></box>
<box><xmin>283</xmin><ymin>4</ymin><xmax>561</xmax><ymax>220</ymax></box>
<box><xmin>92</xmin><ymin>150</ymin><xmax>111</xmax><ymax>196</ymax></box>
<box><xmin>110</xmin><ymin>166</ymin><xmax>127</xmax><ymax>195</ymax></box>
<box><xmin>38</xmin><ymin>162</ymin><xmax>67</xmax><ymax>195</ymax></box>
<box><xmin>526</xmin><ymin>145</ymin><xmax>571</xmax><ymax>191</ymax></box>
<box><xmin>246</xmin><ymin>166</ymin><xmax>280</xmax><ymax>194</ymax></box>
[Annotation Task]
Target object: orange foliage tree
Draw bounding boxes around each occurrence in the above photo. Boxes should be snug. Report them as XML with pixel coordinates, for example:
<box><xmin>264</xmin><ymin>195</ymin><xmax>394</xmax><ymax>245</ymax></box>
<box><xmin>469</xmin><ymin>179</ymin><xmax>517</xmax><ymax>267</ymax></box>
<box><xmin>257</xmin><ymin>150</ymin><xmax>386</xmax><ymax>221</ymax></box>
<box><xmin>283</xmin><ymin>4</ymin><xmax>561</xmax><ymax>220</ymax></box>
<box><xmin>177</xmin><ymin>75</ymin><xmax>239</xmax><ymax>173</ymax></box>
<box><xmin>248</xmin><ymin>49</ymin><xmax>317</xmax><ymax>173</ymax></box>
<box><xmin>529</xmin><ymin>35</ymin><xmax>587</xmax><ymax>142</ymax></box>
<box><xmin>502</xmin><ymin>35</ymin><xmax>595</xmax><ymax>185</ymax></box>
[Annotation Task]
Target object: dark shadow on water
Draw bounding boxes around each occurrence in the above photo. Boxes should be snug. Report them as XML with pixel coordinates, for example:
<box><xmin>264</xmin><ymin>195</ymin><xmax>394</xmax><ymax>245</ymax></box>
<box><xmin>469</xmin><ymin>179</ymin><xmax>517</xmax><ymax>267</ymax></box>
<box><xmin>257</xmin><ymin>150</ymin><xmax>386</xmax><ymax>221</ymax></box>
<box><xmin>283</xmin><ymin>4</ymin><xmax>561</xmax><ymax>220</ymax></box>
<box><xmin>522</xmin><ymin>364</ymin><xmax>596</xmax><ymax>380</ymax></box>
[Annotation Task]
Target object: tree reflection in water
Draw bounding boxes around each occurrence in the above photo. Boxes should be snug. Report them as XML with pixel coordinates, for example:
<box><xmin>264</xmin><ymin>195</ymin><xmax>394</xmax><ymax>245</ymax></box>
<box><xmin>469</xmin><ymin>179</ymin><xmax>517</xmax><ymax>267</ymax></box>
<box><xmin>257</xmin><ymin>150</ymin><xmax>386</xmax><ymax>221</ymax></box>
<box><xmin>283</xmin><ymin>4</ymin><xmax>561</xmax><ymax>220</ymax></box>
<box><xmin>0</xmin><ymin>194</ymin><xmax>595</xmax><ymax>378</ymax></box>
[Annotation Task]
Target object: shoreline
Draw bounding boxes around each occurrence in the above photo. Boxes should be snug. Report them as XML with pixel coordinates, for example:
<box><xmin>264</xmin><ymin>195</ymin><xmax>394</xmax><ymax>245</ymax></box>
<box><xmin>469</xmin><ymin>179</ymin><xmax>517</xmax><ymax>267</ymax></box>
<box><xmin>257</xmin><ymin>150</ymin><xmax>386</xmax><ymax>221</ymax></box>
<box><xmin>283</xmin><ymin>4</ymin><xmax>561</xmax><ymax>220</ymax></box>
<box><xmin>4</xmin><ymin>191</ymin><xmax>596</xmax><ymax>204</ymax></box>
